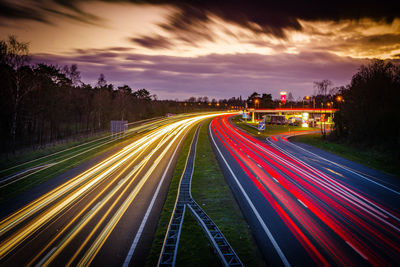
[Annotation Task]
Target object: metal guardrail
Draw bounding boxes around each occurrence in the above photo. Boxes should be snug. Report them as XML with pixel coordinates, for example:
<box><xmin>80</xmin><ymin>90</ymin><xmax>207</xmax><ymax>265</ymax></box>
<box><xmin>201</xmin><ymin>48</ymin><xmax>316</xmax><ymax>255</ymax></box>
<box><xmin>158</xmin><ymin>123</ymin><xmax>243</xmax><ymax>267</ymax></box>
<box><xmin>187</xmin><ymin>201</ymin><xmax>243</xmax><ymax>266</ymax></box>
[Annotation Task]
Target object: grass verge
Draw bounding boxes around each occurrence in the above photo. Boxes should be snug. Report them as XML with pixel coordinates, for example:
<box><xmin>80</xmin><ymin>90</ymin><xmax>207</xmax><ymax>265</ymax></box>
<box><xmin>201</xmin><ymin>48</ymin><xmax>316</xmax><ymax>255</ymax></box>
<box><xmin>291</xmin><ymin>133</ymin><xmax>400</xmax><ymax>177</ymax></box>
<box><xmin>146</xmin><ymin>119</ymin><xmax>265</xmax><ymax>266</ymax></box>
<box><xmin>145</xmin><ymin>125</ymin><xmax>198</xmax><ymax>266</ymax></box>
<box><xmin>176</xmin><ymin>210</ymin><xmax>220</xmax><ymax>266</ymax></box>
<box><xmin>189</xmin><ymin>119</ymin><xmax>265</xmax><ymax>266</ymax></box>
<box><xmin>232</xmin><ymin>115</ymin><xmax>308</xmax><ymax>138</ymax></box>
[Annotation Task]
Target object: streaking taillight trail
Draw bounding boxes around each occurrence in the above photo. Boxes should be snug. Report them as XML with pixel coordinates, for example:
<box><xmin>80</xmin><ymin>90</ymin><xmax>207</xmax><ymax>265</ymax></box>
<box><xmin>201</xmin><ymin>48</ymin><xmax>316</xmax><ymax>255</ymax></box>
<box><xmin>210</xmin><ymin>114</ymin><xmax>400</xmax><ymax>266</ymax></box>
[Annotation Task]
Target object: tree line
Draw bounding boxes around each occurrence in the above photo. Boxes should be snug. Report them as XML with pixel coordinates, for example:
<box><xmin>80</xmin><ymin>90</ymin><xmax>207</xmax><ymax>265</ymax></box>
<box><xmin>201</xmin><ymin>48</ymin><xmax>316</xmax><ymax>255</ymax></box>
<box><xmin>332</xmin><ymin>60</ymin><xmax>400</xmax><ymax>150</ymax></box>
<box><xmin>0</xmin><ymin>36</ymin><xmax>236</xmax><ymax>153</ymax></box>
<box><xmin>2</xmin><ymin>35</ymin><xmax>398</xmax><ymax>154</ymax></box>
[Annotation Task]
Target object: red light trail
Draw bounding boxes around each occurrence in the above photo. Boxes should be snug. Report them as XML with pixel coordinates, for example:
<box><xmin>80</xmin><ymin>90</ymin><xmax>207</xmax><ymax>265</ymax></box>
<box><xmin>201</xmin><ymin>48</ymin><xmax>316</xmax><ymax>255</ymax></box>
<box><xmin>210</xmin><ymin>114</ymin><xmax>400</xmax><ymax>266</ymax></box>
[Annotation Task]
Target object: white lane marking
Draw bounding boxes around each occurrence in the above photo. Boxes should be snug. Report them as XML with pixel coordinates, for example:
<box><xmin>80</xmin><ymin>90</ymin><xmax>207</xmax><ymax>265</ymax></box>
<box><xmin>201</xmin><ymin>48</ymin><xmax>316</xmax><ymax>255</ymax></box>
<box><xmin>273</xmin><ymin>177</ymin><xmax>280</xmax><ymax>183</ymax></box>
<box><xmin>345</xmin><ymin>241</ymin><xmax>368</xmax><ymax>260</ymax></box>
<box><xmin>267</xmin><ymin>140</ymin><xmax>398</xmax><ymax>223</ymax></box>
<box><xmin>36</xmin><ymin>247</ymin><xmax>57</xmax><ymax>267</ymax></box>
<box><xmin>325</xmin><ymin>167</ymin><xmax>344</xmax><ymax>178</ymax></box>
<box><xmin>91</xmin><ymin>202</ymin><xmax>101</xmax><ymax>212</ymax></box>
<box><xmin>257</xmin><ymin>164</ymin><xmax>262</xmax><ymax>168</ymax></box>
<box><xmin>297</xmin><ymin>199</ymin><xmax>308</xmax><ymax>208</ymax></box>
<box><xmin>122</xmin><ymin>131</ymin><xmax>184</xmax><ymax>267</ymax></box>
<box><xmin>210</xmin><ymin>123</ymin><xmax>291</xmax><ymax>267</ymax></box>
<box><xmin>285</xmin><ymin>141</ymin><xmax>400</xmax><ymax>196</ymax></box>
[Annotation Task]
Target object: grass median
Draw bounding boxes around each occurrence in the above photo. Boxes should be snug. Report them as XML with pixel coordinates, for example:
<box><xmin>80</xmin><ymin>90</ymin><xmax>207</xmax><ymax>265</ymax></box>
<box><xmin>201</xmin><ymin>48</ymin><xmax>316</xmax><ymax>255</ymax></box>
<box><xmin>291</xmin><ymin>133</ymin><xmax>400</xmax><ymax>177</ymax></box>
<box><xmin>145</xmin><ymin>123</ymin><xmax>203</xmax><ymax>266</ymax></box>
<box><xmin>232</xmin><ymin>115</ymin><xmax>308</xmax><ymax>138</ymax></box>
<box><xmin>189</xmin><ymin>119</ymin><xmax>264</xmax><ymax>266</ymax></box>
<box><xmin>146</xmin><ymin>118</ymin><xmax>264</xmax><ymax>266</ymax></box>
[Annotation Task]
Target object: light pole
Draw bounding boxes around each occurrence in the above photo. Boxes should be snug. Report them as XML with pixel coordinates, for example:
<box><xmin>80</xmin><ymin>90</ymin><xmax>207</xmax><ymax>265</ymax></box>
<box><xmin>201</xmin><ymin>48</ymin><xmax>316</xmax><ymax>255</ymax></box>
<box><xmin>336</xmin><ymin>96</ymin><xmax>343</xmax><ymax>109</ymax></box>
<box><xmin>303</xmin><ymin>96</ymin><xmax>310</xmax><ymax>108</ymax></box>
<box><xmin>254</xmin><ymin>99</ymin><xmax>259</xmax><ymax>120</ymax></box>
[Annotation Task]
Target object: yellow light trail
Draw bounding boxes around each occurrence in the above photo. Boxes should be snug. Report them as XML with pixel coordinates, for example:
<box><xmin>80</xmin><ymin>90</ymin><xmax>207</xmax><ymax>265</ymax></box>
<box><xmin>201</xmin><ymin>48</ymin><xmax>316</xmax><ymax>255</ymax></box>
<box><xmin>0</xmin><ymin>112</ymin><xmax>223</xmax><ymax>265</ymax></box>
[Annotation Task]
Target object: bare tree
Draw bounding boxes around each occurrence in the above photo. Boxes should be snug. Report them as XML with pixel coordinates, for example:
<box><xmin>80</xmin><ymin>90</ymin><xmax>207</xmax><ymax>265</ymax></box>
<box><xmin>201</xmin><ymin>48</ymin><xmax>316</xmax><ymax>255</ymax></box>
<box><xmin>314</xmin><ymin>79</ymin><xmax>332</xmax><ymax>138</ymax></box>
<box><xmin>0</xmin><ymin>35</ymin><xmax>32</xmax><ymax>151</ymax></box>
<box><xmin>115</xmin><ymin>85</ymin><xmax>132</xmax><ymax>121</ymax></box>
<box><xmin>96</xmin><ymin>73</ymin><xmax>107</xmax><ymax>88</ymax></box>
<box><xmin>62</xmin><ymin>64</ymin><xmax>82</xmax><ymax>86</ymax></box>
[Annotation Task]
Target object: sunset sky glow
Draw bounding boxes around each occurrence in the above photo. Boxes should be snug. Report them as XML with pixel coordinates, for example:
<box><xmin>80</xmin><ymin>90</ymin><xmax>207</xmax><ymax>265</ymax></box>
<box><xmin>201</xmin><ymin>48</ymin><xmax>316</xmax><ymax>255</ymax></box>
<box><xmin>1</xmin><ymin>0</ymin><xmax>399</xmax><ymax>99</ymax></box>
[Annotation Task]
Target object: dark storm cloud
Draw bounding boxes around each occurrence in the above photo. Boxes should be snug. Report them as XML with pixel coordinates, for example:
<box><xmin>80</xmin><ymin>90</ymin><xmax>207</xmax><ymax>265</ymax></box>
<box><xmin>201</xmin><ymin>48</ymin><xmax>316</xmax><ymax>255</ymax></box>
<box><xmin>1</xmin><ymin>0</ymin><xmax>398</xmax><ymax>39</ymax></box>
<box><xmin>0</xmin><ymin>1</ymin><xmax>48</xmax><ymax>23</ymax></box>
<box><xmin>31</xmin><ymin>48</ymin><xmax>367</xmax><ymax>99</ymax></box>
<box><xmin>366</xmin><ymin>34</ymin><xmax>400</xmax><ymax>44</ymax></box>
<box><xmin>130</xmin><ymin>35</ymin><xmax>172</xmax><ymax>49</ymax></box>
<box><xmin>0</xmin><ymin>0</ymin><xmax>99</xmax><ymax>25</ymax></box>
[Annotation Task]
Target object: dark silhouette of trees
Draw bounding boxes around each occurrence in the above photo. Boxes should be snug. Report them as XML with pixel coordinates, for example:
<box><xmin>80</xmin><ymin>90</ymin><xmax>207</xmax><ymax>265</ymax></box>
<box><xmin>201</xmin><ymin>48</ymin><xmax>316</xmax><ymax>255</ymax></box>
<box><xmin>0</xmin><ymin>36</ymin><xmax>228</xmax><ymax>154</ymax></box>
<box><xmin>0</xmin><ymin>36</ymin><xmax>32</xmax><ymax>150</ymax></box>
<box><xmin>333</xmin><ymin>60</ymin><xmax>400</xmax><ymax>150</ymax></box>
<box><xmin>133</xmin><ymin>88</ymin><xmax>151</xmax><ymax>101</ymax></box>
<box><xmin>260</xmin><ymin>93</ymin><xmax>273</xmax><ymax>108</ymax></box>
<box><xmin>247</xmin><ymin>92</ymin><xmax>260</xmax><ymax>107</ymax></box>
<box><xmin>62</xmin><ymin>64</ymin><xmax>81</xmax><ymax>86</ymax></box>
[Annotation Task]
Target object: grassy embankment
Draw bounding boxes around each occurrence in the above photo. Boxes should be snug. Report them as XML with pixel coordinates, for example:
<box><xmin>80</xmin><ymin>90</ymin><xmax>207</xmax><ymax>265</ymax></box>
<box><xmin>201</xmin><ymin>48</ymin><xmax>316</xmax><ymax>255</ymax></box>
<box><xmin>146</xmin><ymin>119</ymin><xmax>264</xmax><ymax>266</ymax></box>
<box><xmin>232</xmin><ymin>115</ymin><xmax>308</xmax><ymax>138</ymax></box>
<box><xmin>291</xmin><ymin>133</ymin><xmax>400</xmax><ymax>177</ymax></box>
<box><xmin>0</xmin><ymin>117</ymin><xmax>170</xmax><ymax>203</ymax></box>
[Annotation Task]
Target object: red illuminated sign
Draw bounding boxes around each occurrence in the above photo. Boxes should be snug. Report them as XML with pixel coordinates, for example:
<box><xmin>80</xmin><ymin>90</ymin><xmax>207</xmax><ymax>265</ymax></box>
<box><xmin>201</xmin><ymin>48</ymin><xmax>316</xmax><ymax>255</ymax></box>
<box><xmin>280</xmin><ymin>92</ymin><xmax>287</xmax><ymax>103</ymax></box>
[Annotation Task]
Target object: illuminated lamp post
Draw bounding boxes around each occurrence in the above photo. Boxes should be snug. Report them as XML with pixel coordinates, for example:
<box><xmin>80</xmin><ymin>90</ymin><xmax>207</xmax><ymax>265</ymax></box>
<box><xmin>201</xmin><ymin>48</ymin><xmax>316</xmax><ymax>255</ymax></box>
<box><xmin>336</xmin><ymin>96</ymin><xmax>343</xmax><ymax>109</ymax></box>
<box><xmin>303</xmin><ymin>95</ymin><xmax>310</xmax><ymax>108</ymax></box>
<box><xmin>254</xmin><ymin>99</ymin><xmax>260</xmax><ymax>120</ymax></box>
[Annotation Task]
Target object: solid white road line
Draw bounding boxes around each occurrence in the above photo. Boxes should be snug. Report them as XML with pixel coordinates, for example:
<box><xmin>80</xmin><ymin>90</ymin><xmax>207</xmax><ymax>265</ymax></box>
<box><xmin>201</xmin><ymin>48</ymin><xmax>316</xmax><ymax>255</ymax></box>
<box><xmin>36</xmin><ymin>247</ymin><xmax>57</xmax><ymax>267</ymax></box>
<box><xmin>266</xmin><ymin>139</ymin><xmax>400</xmax><ymax>223</ymax></box>
<box><xmin>122</xmin><ymin>131</ymin><xmax>184</xmax><ymax>267</ymax></box>
<box><xmin>209</xmin><ymin>123</ymin><xmax>291</xmax><ymax>267</ymax></box>
<box><xmin>297</xmin><ymin>199</ymin><xmax>308</xmax><ymax>209</ymax></box>
<box><xmin>345</xmin><ymin>241</ymin><xmax>368</xmax><ymax>260</ymax></box>
<box><xmin>283</xmin><ymin>140</ymin><xmax>400</xmax><ymax>196</ymax></box>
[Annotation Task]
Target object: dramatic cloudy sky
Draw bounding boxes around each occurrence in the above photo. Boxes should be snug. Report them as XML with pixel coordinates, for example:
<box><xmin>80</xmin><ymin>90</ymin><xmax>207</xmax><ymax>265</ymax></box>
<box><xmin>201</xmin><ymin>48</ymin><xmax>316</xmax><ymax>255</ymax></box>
<box><xmin>1</xmin><ymin>0</ymin><xmax>399</xmax><ymax>100</ymax></box>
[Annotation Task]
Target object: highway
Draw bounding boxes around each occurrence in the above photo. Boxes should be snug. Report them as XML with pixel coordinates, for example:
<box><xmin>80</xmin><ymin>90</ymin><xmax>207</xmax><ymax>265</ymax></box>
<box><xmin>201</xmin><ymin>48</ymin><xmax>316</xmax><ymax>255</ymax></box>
<box><xmin>0</xmin><ymin>113</ymin><xmax>213</xmax><ymax>190</ymax></box>
<box><xmin>210</xmin><ymin>114</ymin><xmax>400</xmax><ymax>266</ymax></box>
<box><xmin>0</xmin><ymin>113</ymin><xmax>218</xmax><ymax>266</ymax></box>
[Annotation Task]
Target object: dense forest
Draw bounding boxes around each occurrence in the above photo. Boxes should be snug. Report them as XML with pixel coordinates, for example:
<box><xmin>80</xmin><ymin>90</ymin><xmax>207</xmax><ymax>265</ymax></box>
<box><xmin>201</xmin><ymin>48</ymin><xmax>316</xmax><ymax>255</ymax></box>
<box><xmin>332</xmin><ymin>60</ymin><xmax>400</xmax><ymax>150</ymax></box>
<box><xmin>0</xmin><ymin>36</ymin><xmax>244</xmax><ymax>153</ymax></box>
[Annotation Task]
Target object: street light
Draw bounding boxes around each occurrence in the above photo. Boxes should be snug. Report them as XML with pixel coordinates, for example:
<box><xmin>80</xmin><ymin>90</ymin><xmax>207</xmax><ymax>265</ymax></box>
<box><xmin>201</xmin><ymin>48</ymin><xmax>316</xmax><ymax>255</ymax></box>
<box><xmin>336</xmin><ymin>95</ymin><xmax>343</xmax><ymax>109</ymax></box>
<box><xmin>254</xmin><ymin>99</ymin><xmax>260</xmax><ymax>120</ymax></box>
<box><xmin>303</xmin><ymin>96</ymin><xmax>310</xmax><ymax>108</ymax></box>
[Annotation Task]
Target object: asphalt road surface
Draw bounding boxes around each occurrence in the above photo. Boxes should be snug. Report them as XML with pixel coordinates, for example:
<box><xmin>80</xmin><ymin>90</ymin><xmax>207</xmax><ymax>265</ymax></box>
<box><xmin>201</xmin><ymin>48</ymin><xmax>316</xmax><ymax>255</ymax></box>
<box><xmin>210</xmin><ymin>114</ymin><xmax>400</xmax><ymax>266</ymax></box>
<box><xmin>0</xmin><ymin>113</ymin><xmax>217</xmax><ymax>266</ymax></box>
